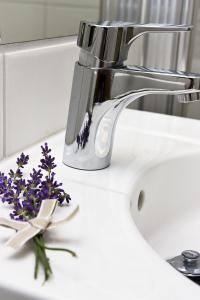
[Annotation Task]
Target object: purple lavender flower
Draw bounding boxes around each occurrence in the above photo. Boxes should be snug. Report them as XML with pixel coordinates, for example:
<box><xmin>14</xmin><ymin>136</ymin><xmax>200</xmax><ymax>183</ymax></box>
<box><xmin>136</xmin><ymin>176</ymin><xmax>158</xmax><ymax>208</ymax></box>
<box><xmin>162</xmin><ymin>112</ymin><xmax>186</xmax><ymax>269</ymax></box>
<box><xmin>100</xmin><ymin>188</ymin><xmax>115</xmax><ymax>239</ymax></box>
<box><xmin>14</xmin><ymin>178</ymin><xmax>26</xmax><ymax>193</ymax></box>
<box><xmin>39</xmin><ymin>143</ymin><xmax>56</xmax><ymax>172</ymax></box>
<box><xmin>10</xmin><ymin>199</ymin><xmax>24</xmax><ymax>221</ymax></box>
<box><xmin>9</xmin><ymin>168</ymin><xmax>23</xmax><ymax>179</ymax></box>
<box><xmin>0</xmin><ymin>143</ymin><xmax>76</xmax><ymax>282</ymax></box>
<box><xmin>17</xmin><ymin>153</ymin><xmax>29</xmax><ymax>168</ymax></box>
<box><xmin>28</xmin><ymin>169</ymin><xmax>42</xmax><ymax>187</ymax></box>
<box><xmin>0</xmin><ymin>143</ymin><xmax>71</xmax><ymax>221</ymax></box>
<box><xmin>0</xmin><ymin>172</ymin><xmax>8</xmax><ymax>195</ymax></box>
<box><xmin>41</xmin><ymin>143</ymin><xmax>51</xmax><ymax>155</ymax></box>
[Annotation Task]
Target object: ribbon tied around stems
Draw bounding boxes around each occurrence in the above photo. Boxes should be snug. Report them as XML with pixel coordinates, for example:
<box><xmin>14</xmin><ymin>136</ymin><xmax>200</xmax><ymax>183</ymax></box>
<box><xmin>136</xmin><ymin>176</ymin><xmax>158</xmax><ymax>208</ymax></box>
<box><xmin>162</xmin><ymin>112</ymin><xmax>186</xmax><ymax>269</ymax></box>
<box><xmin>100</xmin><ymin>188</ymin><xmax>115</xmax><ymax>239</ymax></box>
<box><xmin>0</xmin><ymin>199</ymin><xmax>79</xmax><ymax>249</ymax></box>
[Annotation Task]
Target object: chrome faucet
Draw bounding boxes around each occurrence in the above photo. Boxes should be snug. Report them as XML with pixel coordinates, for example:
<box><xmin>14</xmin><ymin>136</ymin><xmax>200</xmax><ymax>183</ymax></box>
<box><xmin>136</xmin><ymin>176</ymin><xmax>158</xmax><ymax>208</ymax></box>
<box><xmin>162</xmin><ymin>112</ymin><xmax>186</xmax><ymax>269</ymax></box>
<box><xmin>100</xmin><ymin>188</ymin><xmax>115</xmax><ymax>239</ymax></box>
<box><xmin>63</xmin><ymin>21</ymin><xmax>200</xmax><ymax>170</ymax></box>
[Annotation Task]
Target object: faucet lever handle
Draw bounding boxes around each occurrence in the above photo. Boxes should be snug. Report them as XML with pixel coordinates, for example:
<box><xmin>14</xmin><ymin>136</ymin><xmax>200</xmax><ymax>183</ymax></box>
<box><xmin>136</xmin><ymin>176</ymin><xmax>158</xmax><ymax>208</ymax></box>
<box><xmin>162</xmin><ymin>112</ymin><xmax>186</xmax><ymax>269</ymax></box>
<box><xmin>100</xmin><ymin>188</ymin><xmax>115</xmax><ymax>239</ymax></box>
<box><xmin>77</xmin><ymin>21</ymin><xmax>192</xmax><ymax>64</ymax></box>
<box><xmin>127</xmin><ymin>23</ymin><xmax>192</xmax><ymax>43</ymax></box>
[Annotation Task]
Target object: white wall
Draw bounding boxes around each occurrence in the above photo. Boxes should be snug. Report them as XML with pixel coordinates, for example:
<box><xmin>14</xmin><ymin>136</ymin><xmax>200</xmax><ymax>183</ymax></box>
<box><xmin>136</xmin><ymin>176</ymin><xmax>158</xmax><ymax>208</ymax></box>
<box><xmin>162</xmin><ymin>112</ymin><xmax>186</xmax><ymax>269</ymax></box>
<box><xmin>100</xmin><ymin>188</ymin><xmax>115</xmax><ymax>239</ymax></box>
<box><xmin>0</xmin><ymin>36</ymin><xmax>79</xmax><ymax>160</ymax></box>
<box><xmin>0</xmin><ymin>0</ymin><xmax>99</xmax><ymax>44</ymax></box>
<box><xmin>0</xmin><ymin>52</ymin><xmax>3</xmax><ymax>159</ymax></box>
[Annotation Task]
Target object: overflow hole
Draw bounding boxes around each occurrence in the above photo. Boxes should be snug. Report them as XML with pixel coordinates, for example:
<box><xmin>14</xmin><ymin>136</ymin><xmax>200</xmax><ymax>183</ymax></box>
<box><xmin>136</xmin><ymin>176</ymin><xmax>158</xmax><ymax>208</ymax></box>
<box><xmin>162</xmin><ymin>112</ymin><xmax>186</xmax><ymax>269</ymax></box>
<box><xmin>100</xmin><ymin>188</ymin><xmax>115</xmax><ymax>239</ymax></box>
<box><xmin>137</xmin><ymin>191</ymin><xmax>145</xmax><ymax>211</ymax></box>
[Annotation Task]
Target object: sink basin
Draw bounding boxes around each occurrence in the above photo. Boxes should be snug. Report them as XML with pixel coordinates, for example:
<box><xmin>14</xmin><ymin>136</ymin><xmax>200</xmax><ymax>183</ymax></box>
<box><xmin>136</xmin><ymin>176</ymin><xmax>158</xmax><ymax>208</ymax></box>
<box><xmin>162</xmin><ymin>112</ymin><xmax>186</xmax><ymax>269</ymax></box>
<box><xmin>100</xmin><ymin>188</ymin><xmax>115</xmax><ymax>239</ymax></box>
<box><xmin>1</xmin><ymin>108</ymin><xmax>200</xmax><ymax>299</ymax></box>
<box><xmin>131</xmin><ymin>152</ymin><xmax>200</xmax><ymax>260</ymax></box>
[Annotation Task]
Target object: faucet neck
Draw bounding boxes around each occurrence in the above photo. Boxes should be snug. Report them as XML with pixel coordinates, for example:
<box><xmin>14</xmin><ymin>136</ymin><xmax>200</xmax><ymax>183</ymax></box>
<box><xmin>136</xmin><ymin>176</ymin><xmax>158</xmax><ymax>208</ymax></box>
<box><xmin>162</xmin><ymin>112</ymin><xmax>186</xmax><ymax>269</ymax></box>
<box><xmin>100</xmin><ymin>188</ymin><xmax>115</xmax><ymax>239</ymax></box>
<box><xmin>63</xmin><ymin>62</ymin><xmax>200</xmax><ymax>170</ymax></box>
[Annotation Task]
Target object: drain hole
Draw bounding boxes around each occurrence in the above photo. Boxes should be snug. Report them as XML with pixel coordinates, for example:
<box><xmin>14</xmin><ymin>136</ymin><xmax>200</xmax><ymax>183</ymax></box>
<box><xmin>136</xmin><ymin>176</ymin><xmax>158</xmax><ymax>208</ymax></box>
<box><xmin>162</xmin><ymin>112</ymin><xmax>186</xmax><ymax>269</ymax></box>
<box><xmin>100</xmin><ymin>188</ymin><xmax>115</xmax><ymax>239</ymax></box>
<box><xmin>137</xmin><ymin>191</ymin><xmax>145</xmax><ymax>211</ymax></box>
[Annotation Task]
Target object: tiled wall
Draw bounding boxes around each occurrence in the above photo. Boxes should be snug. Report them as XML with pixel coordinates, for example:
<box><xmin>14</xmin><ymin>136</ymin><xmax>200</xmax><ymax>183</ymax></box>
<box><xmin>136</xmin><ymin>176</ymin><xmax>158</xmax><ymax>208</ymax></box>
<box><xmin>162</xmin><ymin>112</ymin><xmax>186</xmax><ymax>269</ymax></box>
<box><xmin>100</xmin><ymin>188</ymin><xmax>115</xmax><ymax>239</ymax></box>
<box><xmin>0</xmin><ymin>0</ymin><xmax>99</xmax><ymax>44</ymax></box>
<box><xmin>0</xmin><ymin>52</ymin><xmax>3</xmax><ymax>159</ymax></box>
<box><xmin>45</xmin><ymin>1</ymin><xmax>99</xmax><ymax>39</ymax></box>
<box><xmin>0</xmin><ymin>36</ymin><xmax>79</xmax><ymax>160</ymax></box>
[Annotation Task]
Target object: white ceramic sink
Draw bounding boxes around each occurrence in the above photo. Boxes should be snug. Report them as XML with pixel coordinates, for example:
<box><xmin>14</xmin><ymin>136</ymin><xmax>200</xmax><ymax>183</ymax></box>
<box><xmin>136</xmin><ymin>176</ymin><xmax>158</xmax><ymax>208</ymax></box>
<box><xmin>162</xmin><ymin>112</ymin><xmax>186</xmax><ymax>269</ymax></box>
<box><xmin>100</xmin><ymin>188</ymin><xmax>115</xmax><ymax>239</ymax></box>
<box><xmin>1</xmin><ymin>108</ymin><xmax>200</xmax><ymax>299</ymax></box>
<box><xmin>131</xmin><ymin>152</ymin><xmax>200</xmax><ymax>260</ymax></box>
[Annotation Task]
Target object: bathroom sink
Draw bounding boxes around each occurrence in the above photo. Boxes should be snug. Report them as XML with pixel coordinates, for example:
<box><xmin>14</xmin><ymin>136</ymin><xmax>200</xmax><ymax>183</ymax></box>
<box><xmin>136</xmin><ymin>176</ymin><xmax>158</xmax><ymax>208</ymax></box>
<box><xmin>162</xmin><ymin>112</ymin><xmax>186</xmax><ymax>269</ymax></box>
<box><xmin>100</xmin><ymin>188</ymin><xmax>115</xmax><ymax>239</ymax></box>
<box><xmin>131</xmin><ymin>152</ymin><xmax>200</xmax><ymax>261</ymax></box>
<box><xmin>1</xmin><ymin>108</ymin><xmax>200</xmax><ymax>299</ymax></box>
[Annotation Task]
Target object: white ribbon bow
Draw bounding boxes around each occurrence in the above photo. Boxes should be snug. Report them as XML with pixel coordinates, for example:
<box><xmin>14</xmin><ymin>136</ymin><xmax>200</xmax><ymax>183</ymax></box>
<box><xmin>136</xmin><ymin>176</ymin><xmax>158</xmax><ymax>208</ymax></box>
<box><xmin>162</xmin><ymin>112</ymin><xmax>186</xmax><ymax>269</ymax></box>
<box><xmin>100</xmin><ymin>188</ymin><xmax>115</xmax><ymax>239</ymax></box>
<box><xmin>0</xmin><ymin>199</ymin><xmax>79</xmax><ymax>249</ymax></box>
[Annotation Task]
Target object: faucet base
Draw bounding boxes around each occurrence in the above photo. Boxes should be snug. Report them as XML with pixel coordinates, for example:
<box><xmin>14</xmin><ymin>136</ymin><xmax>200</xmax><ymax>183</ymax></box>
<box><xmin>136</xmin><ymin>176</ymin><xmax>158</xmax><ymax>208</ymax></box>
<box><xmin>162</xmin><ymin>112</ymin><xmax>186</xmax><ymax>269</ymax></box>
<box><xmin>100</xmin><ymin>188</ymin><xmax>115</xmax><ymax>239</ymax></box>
<box><xmin>62</xmin><ymin>160</ymin><xmax>110</xmax><ymax>171</ymax></box>
<box><xmin>63</xmin><ymin>144</ymin><xmax>111</xmax><ymax>171</ymax></box>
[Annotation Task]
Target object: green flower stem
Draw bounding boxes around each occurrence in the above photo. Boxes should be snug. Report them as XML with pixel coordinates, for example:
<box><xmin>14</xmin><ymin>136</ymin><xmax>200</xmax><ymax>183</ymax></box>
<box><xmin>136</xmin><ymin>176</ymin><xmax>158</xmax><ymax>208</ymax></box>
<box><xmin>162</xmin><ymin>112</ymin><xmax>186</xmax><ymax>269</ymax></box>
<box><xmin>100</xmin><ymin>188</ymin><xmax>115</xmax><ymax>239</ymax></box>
<box><xmin>33</xmin><ymin>234</ymin><xmax>52</xmax><ymax>282</ymax></box>
<box><xmin>43</xmin><ymin>246</ymin><xmax>77</xmax><ymax>257</ymax></box>
<box><xmin>33</xmin><ymin>233</ymin><xmax>77</xmax><ymax>282</ymax></box>
<box><xmin>36</xmin><ymin>242</ymin><xmax>52</xmax><ymax>281</ymax></box>
<box><xmin>34</xmin><ymin>235</ymin><xmax>77</xmax><ymax>257</ymax></box>
<box><xmin>33</xmin><ymin>240</ymin><xmax>39</xmax><ymax>279</ymax></box>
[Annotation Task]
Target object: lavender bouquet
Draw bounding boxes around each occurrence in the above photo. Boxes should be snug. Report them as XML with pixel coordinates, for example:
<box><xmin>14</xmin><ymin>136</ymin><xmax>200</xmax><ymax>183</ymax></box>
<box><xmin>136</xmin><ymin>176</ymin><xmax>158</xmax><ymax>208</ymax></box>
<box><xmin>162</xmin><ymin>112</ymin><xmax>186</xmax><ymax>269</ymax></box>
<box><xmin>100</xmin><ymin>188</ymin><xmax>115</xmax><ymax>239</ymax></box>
<box><xmin>0</xmin><ymin>143</ymin><xmax>77</xmax><ymax>282</ymax></box>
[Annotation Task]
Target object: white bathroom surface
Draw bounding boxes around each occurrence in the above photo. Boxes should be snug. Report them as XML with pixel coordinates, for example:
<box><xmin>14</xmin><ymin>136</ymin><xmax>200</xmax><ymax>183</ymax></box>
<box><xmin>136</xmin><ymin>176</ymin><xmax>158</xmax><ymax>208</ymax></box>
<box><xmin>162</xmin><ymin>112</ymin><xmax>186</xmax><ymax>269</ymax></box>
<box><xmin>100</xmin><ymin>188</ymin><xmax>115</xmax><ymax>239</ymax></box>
<box><xmin>0</xmin><ymin>109</ymin><xmax>200</xmax><ymax>299</ymax></box>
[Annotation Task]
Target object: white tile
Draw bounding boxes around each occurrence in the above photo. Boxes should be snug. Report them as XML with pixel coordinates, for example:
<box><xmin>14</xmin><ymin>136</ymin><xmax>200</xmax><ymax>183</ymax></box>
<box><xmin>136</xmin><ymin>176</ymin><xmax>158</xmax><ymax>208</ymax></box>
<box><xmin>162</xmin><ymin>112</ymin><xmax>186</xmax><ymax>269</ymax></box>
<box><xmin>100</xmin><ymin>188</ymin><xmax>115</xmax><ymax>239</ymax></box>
<box><xmin>4</xmin><ymin>36</ymin><xmax>79</xmax><ymax>156</ymax></box>
<box><xmin>46</xmin><ymin>0</ymin><xmax>99</xmax><ymax>7</ymax></box>
<box><xmin>0</xmin><ymin>0</ymin><xmax>44</xmax><ymax>2</ymax></box>
<box><xmin>0</xmin><ymin>53</ymin><xmax>3</xmax><ymax>160</ymax></box>
<box><xmin>46</xmin><ymin>5</ymin><xmax>99</xmax><ymax>37</ymax></box>
<box><xmin>0</xmin><ymin>1</ymin><xmax>45</xmax><ymax>44</ymax></box>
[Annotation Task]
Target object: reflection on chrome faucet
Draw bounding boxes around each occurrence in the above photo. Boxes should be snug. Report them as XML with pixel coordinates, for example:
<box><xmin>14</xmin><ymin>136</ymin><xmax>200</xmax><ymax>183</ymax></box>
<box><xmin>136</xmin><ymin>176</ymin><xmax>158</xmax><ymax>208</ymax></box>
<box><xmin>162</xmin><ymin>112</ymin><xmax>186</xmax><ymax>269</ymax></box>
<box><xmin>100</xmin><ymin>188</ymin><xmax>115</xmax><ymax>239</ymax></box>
<box><xmin>63</xmin><ymin>21</ymin><xmax>200</xmax><ymax>171</ymax></box>
<box><xmin>76</xmin><ymin>112</ymin><xmax>92</xmax><ymax>150</ymax></box>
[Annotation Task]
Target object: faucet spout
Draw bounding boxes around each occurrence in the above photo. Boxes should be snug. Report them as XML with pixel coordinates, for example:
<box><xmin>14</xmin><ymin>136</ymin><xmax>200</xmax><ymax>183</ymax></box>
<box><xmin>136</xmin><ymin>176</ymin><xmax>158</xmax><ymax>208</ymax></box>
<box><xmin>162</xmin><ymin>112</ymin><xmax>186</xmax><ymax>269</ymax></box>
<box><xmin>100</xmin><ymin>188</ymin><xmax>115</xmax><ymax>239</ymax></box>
<box><xmin>63</xmin><ymin>64</ymin><xmax>200</xmax><ymax>170</ymax></box>
<box><xmin>94</xmin><ymin>88</ymin><xmax>200</xmax><ymax>165</ymax></box>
